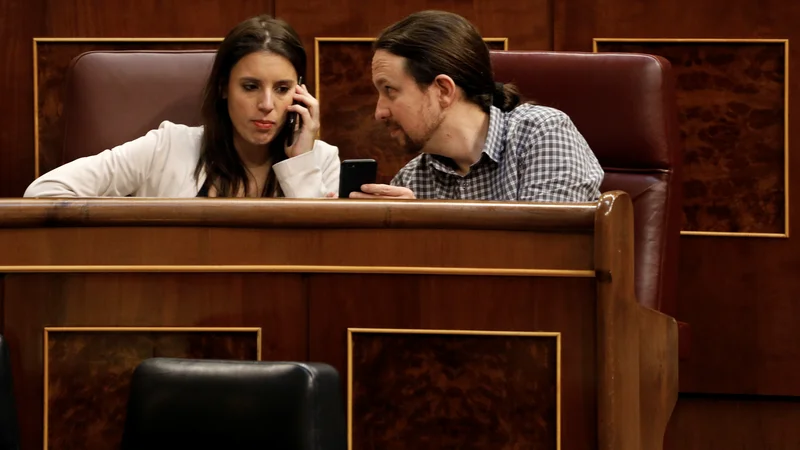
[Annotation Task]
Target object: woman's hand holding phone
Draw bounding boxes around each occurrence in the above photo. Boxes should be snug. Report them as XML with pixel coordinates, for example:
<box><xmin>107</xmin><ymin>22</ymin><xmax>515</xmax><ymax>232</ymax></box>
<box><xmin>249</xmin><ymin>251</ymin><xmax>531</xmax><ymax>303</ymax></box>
<box><xmin>284</xmin><ymin>80</ymin><xmax>320</xmax><ymax>158</ymax></box>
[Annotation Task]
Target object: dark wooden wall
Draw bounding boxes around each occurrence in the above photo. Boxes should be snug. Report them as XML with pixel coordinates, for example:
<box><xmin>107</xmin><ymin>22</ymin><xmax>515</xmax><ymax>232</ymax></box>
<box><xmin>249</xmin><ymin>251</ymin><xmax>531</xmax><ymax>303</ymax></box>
<box><xmin>1</xmin><ymin>0</ymin><xmax>799</xmax><ymax>448</ymax></box>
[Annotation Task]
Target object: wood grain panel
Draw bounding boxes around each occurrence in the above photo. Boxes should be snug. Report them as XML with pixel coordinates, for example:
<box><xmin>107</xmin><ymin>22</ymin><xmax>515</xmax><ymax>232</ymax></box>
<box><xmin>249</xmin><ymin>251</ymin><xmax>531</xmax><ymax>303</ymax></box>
<box><xmin>596</xmin><ymin>40</ymin><xmax>786</xmax><ymax>234</ymax></box>
<box><xmin>45</xmin><ymin>329</ymin><xmax>258</xmax><ymax>450</ymax></box>
<box><xmin>554</xmin><ymin>0</ymin><xmax>800</xmax><ymax>51</ymax></box>
<box><xmin>350</xmin><ymin>330</ymin><xmax>559</xmax><ymax>449</ymax></box>
<box><xmin>35</xmin><ymin>41</ymin><xmax>220</xmax><ymax>176</ymax></box>
<box><xmin>665</xmin><ymin>395</ymin><xmax>800</xmax><ymax>450</ymax></box>
<box><xmin>3</xmin><ymin>272</ymin><xmax>305</xmax><ymax>450</ymax></box>
<box><xmin>554</xmin><ymin>0</ymin><xmax>800</xmax><ymax>442</ymax></box>
<box><xmin>553</xmin><ymin>0</ymin><xmax>800</xmax><ymax>446</ymax></box>
<box><xmin>0</xmin><ymin>198</ymin><xmax>597</xmax><ymax>230</ymax></box>
<box><xmin>0</xmin><ymin>0</ymin><xmax>44</xmax><ymax>197</ymax></box>
<box><xmin>554</xmin><ymin>0</ymin><xmax>800</xmax><ymax>405</ymax></box>
<box><xmin>677</xmin><ymin>237</ymin><xmax>800</xmax><ymax>395</ymax></box>
<box><xmin>308</xmin><ymin>274</ymin><xmax>596</xmax><ymax>450</ymax></box>
<box><xmin>316</xmin><ymin>39</ymin><xmax>506</xmax><ymax>184</ymax></box>
<box><xmin>0</xmin><ymin>227</ymin><xmax>594</xmax><ymax>271</ymax></box>
<box><xmin>276</xmin><ymin>0</ymin><xmax>554</xmax><ymax>98</ymax></box>
<box><xmin>44</xmin><ymin>0</ymin><xmax>275</xmax><ymax>37</ymax></box>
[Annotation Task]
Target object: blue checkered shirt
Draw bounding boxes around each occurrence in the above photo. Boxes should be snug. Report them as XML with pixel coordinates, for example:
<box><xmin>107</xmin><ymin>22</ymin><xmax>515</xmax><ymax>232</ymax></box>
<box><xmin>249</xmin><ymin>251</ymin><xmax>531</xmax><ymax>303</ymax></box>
<box><xmin>391</xmin><ymin>104</ymin><xmax>604</xmax><ymax>202</ymax></box>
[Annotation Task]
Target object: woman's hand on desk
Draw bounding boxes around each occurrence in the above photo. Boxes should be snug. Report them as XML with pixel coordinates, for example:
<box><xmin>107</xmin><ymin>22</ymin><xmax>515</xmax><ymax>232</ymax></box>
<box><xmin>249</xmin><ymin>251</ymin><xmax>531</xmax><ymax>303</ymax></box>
<box><xmin>349</xmin><ymin>184</ymin><xmax>415</xmax><ymax>199</ymax></box>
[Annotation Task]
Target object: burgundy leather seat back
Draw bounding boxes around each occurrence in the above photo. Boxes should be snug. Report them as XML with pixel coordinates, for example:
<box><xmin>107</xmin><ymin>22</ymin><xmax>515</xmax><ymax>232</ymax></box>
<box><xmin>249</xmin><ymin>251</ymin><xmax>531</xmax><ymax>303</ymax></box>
<box><xmin>490</xmin><ymin>51</ymin><xmax>682</xmax><ymax>314</ymax></box>
<box><xmin>62</xmin><ymin>50</ymin><xmax>216</xmax><ymax>164</ymax></box>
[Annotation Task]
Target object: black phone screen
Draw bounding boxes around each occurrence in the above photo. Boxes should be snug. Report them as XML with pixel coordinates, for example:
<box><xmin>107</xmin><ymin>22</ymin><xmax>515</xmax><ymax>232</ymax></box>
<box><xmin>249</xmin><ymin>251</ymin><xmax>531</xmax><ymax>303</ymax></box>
<box><xmin>285</xmin><ymin>75</ymin><xmax>304</xmax><ymax>146</ymax></box>
<box><xmin>338</xmin><ymin>159</ymin><xmax>378</xmax><ymax>198</ymax></box>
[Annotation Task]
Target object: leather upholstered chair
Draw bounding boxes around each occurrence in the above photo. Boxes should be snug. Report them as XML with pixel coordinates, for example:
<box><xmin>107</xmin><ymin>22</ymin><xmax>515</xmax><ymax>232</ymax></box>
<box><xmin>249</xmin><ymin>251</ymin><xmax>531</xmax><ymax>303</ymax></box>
<box><xmin>0</xmin><ymin>335</ymin><xmax>20</xmax><ymax>450</ymax></box>
<box><xmin>491</xmin><ymin>51</ymin><xmax>683</xmax><ymax>316</ymax></box>
<box><xmin>121</xmin><ymin>358</ymin><xmax>346</xmax><ymax>450</ymax></box>
<box><xmin>61</xmin><ymin>50</ymin><xmax>216</xmax><ymax>166</ymax></box>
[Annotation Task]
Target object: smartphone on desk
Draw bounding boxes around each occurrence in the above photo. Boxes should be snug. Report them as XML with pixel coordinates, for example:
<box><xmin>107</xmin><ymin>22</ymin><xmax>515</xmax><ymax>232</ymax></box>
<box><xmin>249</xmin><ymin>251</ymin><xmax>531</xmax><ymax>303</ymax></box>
<box><xmin>285</xmin><ymin>75</ymin><xmax>304</xmax><ymax>147</ymax></box>
<box><xmin>339</xmin><ymin>159</ymin><xmax>378</xmax><ymax>198</ymax></box>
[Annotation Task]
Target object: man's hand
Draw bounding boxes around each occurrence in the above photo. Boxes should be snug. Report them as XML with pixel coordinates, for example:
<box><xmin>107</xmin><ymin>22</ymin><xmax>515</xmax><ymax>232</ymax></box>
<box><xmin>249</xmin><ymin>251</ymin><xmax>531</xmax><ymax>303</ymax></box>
<box><xmin>349</xmin><ymin>184</ymin><xmax>415</xmax><ymax>199</ymax></box>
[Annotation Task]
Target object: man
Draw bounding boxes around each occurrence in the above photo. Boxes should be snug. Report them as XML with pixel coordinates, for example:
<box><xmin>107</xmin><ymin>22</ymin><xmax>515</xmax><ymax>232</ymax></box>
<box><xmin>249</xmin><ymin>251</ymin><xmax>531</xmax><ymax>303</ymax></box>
<box><xmin>351</xmin><ymin>10</ymin><xmax>604</xmax><ymax>202</ymax></box>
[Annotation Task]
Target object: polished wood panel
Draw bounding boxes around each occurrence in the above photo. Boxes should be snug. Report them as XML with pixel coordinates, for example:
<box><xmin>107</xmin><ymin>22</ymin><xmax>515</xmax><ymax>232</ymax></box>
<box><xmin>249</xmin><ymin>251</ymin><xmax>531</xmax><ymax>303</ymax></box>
<box><xmin>46</xmin><ymin>329</ymin><xmax>258</xmax><ymax>450</ymax></box>
<box><xmin>1</xmin><ymin>0</ymin><xmax>796</xmax><ymax>448</ymax></box>
<box><xmin>35</xmin><ymin>41</ymin><xmax>219</xmax><ymax>176</ymax></box>
<box><xmin>43</xmin><ymin>0</ymin><xmax>275</xmax><ymax>37</ymax></box>
<box><xmin>4</xmin><ymin>272</ymin><xmax>305</xmax><ymax>450</ymax></box>
<box><xmin>0</xmin><ymin>198</ymin><xmax>596</xmax><ymax>229</ymax></box>
<box><xmin>0</xmin><ymin>200</ymin><xmax>596</xmax><ymax>271</ymax></box>
<box><xmin>553</xmin><ymin>0</ymin><xmax>799</xmax><ymax>50</ymax></box>
<box><xmin>0</xmin><ymin>192</ymin><xmax>677</xmax><ymax>450</ymax></box>
<box><xmin>349</xmin><ymin>330</ymin><xmax>559</xmax><ymax>449</ymax></box>
<box><xmin>594</xmin><ymin>192</ymin><xmax>642</xmax><ymax>450</ymax></box>
<box><xmin>665</xmin><ymin>395</ymin><xmax>800</xmax><ymax>450</ymax></box>
<box><xmin>555</xmin><ymin>8</ymin><xmax>800</xmax><ymax>450</ymax></box>
<box><xmin>275</xmin><ymin>0</ymin><xmax>553</xmax><ymax>97</ymax></box>
<box><xmin>316</xmin><ymin>39</ymin><xmax>506</xmax><ymax>184</ymax></box>
<box><xmin>596</xmin><ymin>40</ymin><xmax>786</xmax><ymax>234</ymax></box>
<box><xmin>639</xmin><ymin>307</ymin><xmax>679</xmax><ymax>450</ymax></box>
<box><xmin>0</xmin><ymin>227</ymin><xmax>593</xmax><ymax>271</ymax></box>
<box><xmin>309</xmin><ymin>274</ymin><xmax>597</xmax><ymax>450</ymax></box>
<box><xmin>0</xmin><ymin>0</ymin><xmax>44</xmax><ymax>197</ymax></box>
<box><xmin>677</xmin><ymin>237</ymin><xmax>800</xmax><ymax>395</ymax></box>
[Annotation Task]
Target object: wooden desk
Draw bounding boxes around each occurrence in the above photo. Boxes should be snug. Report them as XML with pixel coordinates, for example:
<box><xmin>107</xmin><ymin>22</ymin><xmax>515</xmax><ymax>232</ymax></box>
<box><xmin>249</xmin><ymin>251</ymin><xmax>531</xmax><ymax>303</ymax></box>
<box><xmin>0</xmin><ymin>191</ymin><xmax>677</xmax><ymax>450</ymax></box>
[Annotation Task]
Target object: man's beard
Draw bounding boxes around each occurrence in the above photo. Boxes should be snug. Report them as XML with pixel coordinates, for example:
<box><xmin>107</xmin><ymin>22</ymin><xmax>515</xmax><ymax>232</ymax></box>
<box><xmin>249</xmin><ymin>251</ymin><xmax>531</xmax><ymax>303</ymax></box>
<box><xmin>391</xmin><ymin>125</ymin><xmax>425</xmax><ymax>155</ymax></box>
<box><xmin>387</xmin><ymin>115</ymin><xmax>441</xmax><ymax>156</ymax></box>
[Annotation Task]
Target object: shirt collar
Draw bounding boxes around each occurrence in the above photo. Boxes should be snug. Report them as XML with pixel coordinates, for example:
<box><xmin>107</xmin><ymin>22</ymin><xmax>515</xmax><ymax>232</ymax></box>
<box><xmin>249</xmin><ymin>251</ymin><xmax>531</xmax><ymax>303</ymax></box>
<box><xmin>425</xmin><ymin>105</ymin><xmax>507</xmax><ymax>174</ymax></box>
<box><xmin>482</xmin><ymin>105</ymin><xmax>507</xmax><ymax>164</ymax></box>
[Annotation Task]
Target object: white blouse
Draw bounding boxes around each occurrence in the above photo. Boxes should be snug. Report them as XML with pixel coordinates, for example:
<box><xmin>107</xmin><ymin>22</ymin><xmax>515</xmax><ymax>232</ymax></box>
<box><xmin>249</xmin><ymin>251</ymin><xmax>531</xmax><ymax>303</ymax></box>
<box><xmin>24</xmin><ymin>120</ymin><xmax>340</xmax><ymax>198</ymax></box>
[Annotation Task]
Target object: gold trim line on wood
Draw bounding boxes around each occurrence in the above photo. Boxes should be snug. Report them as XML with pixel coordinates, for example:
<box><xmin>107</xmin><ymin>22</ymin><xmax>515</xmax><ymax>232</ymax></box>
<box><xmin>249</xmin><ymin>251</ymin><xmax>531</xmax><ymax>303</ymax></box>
<box><xmin>314</xmin><ymin>38</ymin><xmax>321</xmax><ymax>107</ymax></box>
<box><xmin>784</xmin><ymin>39</ymin><xmax>790</xmax><ymax>237</ymax></box>
<box><xmin>347</xmin><ymin>329</ymin><xmax>354</xmax><ymax>450</ymax></box>
<box><xmin>348</xmin><ymin>328</ymin><xmax>562</xmax><ymax>337</ymax></box>
<box><xmin>256</xmin><ymin>328</ymin><xmax>262</xmax><ymax>361</ymax></box>
<box><xmin>315</xmin><ymin>37</ymin><xmax>377</xmax><ymax>43</ymax></box>
<box><xmin>43</xmin><ymin>326</ymin><xmax>262</xmax><ymax>448</ymax></box>
<box><xmin>43</xmin><ymin>326</ymin><xmax>261</xmax><ymax>332</ymax></box>
<box><xmin>594</xmin><ymin>37</ymin><xmax>790</xmax><ymax>238</ymax></box>
<box><xmin>681</xmin><ymin>231</ymin><xmax>788</xmax><ymax>238</ymax></box>
<box><xmin>314</xmin><ymin>36</ymin><xmax>508</xmax><ymax>44</ymax></box>
<box><xmin>556</xmin><ymin>332</ymin><xmax>562</xmax><ymax>450</ymax></box>
<box><xmin>42</xmin><ymin>328</ymin><xmax>48</xmax><ymax>450</ymax></box>
<box><xmin>33</xmin><ymin>39</ymin><xmax>40</xmax><ymax>178</ymax></box>
<box><xmin>550</xmin><ymin>329</ymin><xmax>566</xmax><ymax>450</ymax></box>
<box><xmin>346</xmin><ymin>328</ymin><xmax>561</xmax><ymax>450</ymax></box>
<box><xmin>593</xmin><ymin>38</ymin><xmax>789</xmax><ymax>44</ymax></box>
<box><xmin>0</xmin><ymin>265</ymin><xmax>596</xmax><ymax>277</ymax></box>
<box><xmin>33</xmin><ymin>37</ymin><xmax>224</xmax><ymax>43</ymax></box>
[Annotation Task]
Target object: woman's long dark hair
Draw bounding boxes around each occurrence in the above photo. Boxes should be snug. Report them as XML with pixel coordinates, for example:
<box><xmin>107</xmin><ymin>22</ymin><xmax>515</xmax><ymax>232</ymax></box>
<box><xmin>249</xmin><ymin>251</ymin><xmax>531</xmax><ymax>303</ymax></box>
<box><xmin>195</xmin><ymin>15</ymin><xmax>306</xmax><ymax>197</ymax></box>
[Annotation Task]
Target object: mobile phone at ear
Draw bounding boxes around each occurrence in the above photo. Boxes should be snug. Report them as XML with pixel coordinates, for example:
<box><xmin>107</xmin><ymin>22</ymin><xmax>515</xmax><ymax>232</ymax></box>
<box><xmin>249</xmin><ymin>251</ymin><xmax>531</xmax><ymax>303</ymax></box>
<box><xmin>339</xmin><ymin>159</ymin><xmax>378</xmax><ymax>198</ymax></box>
<box><xmin>285</xmin><ymin>75</ymin><xmax>304</xmax><ymax>146</ymax></box>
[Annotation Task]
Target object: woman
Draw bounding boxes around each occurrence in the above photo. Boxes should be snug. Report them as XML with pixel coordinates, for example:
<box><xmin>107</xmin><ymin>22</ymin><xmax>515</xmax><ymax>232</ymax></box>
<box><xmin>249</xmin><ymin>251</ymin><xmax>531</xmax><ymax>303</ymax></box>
<box><xmin>24</xmin><ymin>15</ymin><xmax>339</xmax><ymax>198</ymax></box>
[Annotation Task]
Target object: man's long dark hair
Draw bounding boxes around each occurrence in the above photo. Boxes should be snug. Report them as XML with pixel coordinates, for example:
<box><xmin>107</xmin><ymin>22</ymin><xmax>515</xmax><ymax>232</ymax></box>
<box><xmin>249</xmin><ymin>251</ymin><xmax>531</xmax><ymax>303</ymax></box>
<box><xmin>374</xmin><ymin>10</ymin><xmax>521</xmax><ymax>113</ymax></box>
